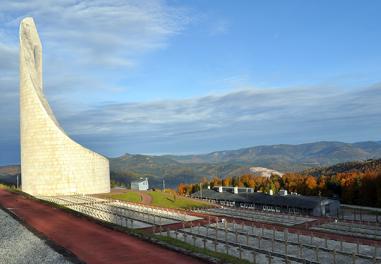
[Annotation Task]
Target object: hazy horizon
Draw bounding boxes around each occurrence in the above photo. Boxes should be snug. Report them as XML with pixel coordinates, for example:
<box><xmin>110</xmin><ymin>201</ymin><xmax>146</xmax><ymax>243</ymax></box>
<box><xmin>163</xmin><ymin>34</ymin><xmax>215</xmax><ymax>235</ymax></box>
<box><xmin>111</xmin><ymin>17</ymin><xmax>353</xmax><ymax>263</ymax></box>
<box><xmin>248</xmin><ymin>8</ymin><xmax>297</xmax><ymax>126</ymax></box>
<box><xmin>1</xmin><ymin>139</ymin><xmax>381</xmax><ymax>166</ymax></box>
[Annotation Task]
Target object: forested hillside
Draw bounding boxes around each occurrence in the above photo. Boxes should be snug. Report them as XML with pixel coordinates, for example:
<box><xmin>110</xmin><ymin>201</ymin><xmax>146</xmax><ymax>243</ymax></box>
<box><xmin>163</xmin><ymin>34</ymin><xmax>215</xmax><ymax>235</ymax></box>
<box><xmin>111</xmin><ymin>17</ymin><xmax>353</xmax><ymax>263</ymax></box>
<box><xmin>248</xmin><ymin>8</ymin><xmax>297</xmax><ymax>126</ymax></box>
<box><xmin>111</xmin><ymin>141</ymin><xmax>381</xmax><ymax>187</ymax></box>
<box><xmin>178</xmin><ymin>159</ymin><xmax>381</xmax><ymax>208</ymax></box>
<box><xmin>300</xmin><ymin>159</ymin><xmax>381</xmax><ymax>177</ymax></box>
<box><xmin>2</xmin><ymin>141</ymin><xmax>381</xmax><ymax>189</ymax></box>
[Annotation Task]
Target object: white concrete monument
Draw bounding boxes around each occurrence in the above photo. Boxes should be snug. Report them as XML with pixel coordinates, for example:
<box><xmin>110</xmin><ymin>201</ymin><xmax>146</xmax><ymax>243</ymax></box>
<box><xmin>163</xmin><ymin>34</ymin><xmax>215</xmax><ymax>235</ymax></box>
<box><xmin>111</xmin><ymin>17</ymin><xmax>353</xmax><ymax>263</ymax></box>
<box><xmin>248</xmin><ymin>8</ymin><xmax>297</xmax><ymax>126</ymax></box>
<box><xmin>20</xmin><ymin>17</ymin><xmax>110</xmax><ymax>196</ymax></box>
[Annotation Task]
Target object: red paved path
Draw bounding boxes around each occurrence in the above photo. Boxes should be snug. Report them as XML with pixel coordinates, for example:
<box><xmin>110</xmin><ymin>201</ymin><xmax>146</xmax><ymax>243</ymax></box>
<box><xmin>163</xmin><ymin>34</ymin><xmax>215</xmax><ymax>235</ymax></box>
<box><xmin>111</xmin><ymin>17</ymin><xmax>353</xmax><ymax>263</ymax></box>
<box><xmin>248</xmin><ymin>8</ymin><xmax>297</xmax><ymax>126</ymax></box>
<box><xmin>0</xmin><ymin>189</ymin><xmax>207</xmax><ymax>264</ymax></box>
<box><xmin>139</xmin><ymin>192</ymin><xmax>152</xmax><ymax>205</ymax></box>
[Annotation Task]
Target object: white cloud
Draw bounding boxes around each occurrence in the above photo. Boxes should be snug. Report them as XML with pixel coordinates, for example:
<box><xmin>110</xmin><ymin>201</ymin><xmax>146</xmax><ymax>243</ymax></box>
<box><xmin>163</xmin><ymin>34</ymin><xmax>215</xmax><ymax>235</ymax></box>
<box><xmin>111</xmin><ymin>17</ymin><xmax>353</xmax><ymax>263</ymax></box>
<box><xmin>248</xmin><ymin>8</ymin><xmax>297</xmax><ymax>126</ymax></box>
<box><xmin>59</xmin><ymin>85</ymin><xmax>381</xmax><ymax>141</ymax></box>
<box><xmin>0</xmin><ymin>43</ymin><xmax>17</xmax><ymax>72</ymax></box>
<box><xmin>209</xmin><ymin>19</ymin><xmax>229</xmax><ymax>36</ymax></box>
<box><xmin>0</xmin><ymin>0</ymin><xmax>190</xmax><ymax>67</ymax></box>
<box><xmin>34</xmin><ymin>84</ymin><xmax>377</xmax><ymax>157</ymax></box>
<box><xmin>0</xmin><ymin>0</ymin><xmax>192</xmax><ymax>163</ymax></box>
<box><xmin>0</xmin><ymin>0</ymin><xmax>191</xmax><ymax>103</ymax></box>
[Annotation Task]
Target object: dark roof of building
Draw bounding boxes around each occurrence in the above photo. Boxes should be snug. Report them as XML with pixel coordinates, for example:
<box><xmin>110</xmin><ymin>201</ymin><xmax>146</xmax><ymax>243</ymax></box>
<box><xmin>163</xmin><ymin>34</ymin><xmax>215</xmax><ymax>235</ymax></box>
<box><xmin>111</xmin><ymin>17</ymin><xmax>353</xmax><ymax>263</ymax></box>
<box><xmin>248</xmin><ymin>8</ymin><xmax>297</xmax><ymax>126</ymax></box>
<box><xmin>131</xmin><ymin>179</ymin><xmax>147</xmax><ymax>184</ymax></box>
<box><xmin>241</xmin><ymin>192</ymin><xmax>323</xmax><ymax>209</ymax></box>
<box><xmin>191</xmin><ymin>189</ymin><xmax>333</xmax><ymax>209</ymax></box>
<box><xmin>191</xmin><ymin>189</ymin><xmax>247</xmax><ymax>202</ymax></box>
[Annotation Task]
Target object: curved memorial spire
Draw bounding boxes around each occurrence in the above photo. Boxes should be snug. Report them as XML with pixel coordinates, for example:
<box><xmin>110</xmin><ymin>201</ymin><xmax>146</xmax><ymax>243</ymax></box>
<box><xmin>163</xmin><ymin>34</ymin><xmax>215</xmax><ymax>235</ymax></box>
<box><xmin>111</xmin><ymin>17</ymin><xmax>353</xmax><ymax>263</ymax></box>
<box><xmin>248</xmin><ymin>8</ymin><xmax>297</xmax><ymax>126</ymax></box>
<box><xmin>20</xmin><ymin>17</ymin><xmax>110</xmax><ymax>196</ymax></box>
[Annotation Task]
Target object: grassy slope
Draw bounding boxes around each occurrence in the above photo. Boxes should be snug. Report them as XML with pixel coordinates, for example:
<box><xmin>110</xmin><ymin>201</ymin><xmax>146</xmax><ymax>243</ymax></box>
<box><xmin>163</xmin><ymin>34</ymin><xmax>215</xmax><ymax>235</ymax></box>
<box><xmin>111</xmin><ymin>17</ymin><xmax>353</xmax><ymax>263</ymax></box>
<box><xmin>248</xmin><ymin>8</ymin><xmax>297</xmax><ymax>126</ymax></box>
<box><xmin>106</xmin><ymin>190</ymin><xmax>210</xmax><ymax>209</ymax></box>
<box><xmin>148</xmin><ymin>191</ymin><xmax>210</xmax><ymax>209</ymax></box>
<box><xmin>109</xmin><ymin>192</ymin><xmax>142</xmax><ymax>203</ymax></box>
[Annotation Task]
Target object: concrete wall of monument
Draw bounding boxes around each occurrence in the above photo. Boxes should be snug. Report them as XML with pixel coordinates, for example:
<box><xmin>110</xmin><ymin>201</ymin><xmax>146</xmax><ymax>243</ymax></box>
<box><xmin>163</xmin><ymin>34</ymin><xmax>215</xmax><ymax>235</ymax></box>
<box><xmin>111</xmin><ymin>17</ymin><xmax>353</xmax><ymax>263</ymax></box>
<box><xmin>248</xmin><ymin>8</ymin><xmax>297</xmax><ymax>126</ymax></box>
<box><xmin>20</xmin><ymin>17</ymin><xmax>110</xmax><ymax>196</ymax></box>
<box><xmin>20</xmin><ymin>78</ymin><xmax>110</xmax><ymax>195</ymax></box>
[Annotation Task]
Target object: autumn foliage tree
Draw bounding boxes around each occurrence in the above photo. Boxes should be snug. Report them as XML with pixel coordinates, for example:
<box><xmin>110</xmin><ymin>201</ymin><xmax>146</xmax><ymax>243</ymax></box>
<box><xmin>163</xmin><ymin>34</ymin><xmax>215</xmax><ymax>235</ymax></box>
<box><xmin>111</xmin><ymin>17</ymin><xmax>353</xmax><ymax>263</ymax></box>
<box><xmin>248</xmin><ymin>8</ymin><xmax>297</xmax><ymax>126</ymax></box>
<box><xmin>177</xmin><ymin>168</ymin><xmax>381</xmax><ymax>207</ymax></box>
<box><xmin>305</xmin><ymin>176</ymin><xmax>318</xmax><ymax>195</ymax></box>
<box><xmin>177</xmin><ymin>183</ymin><xmax>187</xmax><ymax>195</ymax></box>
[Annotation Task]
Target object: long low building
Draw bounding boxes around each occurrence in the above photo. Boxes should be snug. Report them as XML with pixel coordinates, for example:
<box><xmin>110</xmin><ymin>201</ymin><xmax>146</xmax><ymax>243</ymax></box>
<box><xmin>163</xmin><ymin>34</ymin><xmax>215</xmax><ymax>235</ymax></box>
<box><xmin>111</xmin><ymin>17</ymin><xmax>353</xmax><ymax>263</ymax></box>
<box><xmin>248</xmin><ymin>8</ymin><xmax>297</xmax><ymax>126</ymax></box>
<box><xmin>191</xmin><ymin>188</ymin><xmax>340</xmax><ymax>217</ymax></box>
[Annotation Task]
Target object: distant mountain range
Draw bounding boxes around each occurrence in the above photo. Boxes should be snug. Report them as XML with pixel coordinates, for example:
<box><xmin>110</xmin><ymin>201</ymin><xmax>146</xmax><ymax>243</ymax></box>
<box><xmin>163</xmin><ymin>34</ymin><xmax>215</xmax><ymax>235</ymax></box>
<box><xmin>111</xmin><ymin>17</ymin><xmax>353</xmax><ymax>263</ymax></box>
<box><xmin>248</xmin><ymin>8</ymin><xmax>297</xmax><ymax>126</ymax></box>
<box><xmin>165</xmin><ymin>141</ymin><xmax>381</xmax><ymax>167</ymax></box>
<box><xmin>110</xmin><ymin>141</ymin><xmax>381</xmax><ymax>188</ymax></box>
<box><xmin>0</xmin><ymin>165</ymin><xmax>21</xmax><ymax>185</ymax></box>
<box><xmin>2</xmin><ymin>141</ymin><xmax>381</xmax><ymax>188</ymax></box>
<box><xmin>300</xmin><ymin>158</ymin><xmax>381</xmax><ymax>177</ymax></box>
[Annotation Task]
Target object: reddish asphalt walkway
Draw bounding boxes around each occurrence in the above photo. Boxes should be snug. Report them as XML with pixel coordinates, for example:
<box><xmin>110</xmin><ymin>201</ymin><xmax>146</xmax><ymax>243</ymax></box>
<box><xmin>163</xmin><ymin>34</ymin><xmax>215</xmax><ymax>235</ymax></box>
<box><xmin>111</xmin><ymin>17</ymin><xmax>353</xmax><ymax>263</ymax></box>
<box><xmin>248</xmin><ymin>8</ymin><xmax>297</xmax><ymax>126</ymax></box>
<box><xmin>139</xmin><ymin>192</ymin><xmax>152</xmax><ymax>205</ymax></box>
<box><xmin>0</xmin><ymin>189</ymin><xmax>207</xmax><ymax>264</ymax></box>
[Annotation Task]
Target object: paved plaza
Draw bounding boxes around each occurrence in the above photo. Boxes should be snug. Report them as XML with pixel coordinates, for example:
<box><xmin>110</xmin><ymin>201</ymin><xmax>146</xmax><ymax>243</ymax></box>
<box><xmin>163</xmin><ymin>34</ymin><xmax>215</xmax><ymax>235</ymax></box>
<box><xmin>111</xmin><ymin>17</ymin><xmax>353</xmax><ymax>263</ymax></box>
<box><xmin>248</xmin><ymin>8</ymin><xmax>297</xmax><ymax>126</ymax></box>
<box><xmin>340</xmin><ymin>206</ymin><xmax>381</xmax><ymax>223</ymax></box>
<box><xmin>195</xmin><ymin>207</ymin><xmax>316</xmax><ymax>226</ymax></box>
<box><xmin>38</xmin><ymin>195</ymin><xmax>201</xmax><ymax>229</ymax></box>
<box><xmin>311</xmin><ymin>221</ymin><xmax>381</xmax><ymax>241</ymax></box>
<box><xmin>161</xmin><ymin>221</ymin><xmax>380</xmax><ymax>263</ymax></box>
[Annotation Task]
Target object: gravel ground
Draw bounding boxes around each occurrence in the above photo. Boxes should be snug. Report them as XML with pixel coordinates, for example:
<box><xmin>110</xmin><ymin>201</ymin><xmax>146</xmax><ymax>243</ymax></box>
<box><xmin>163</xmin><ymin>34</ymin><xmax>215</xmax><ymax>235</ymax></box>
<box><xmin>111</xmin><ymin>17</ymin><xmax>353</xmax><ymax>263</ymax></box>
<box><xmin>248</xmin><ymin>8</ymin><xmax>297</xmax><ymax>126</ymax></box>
<box><xmin>0</xmin><ymin>209</ymin><xmax>73</xmax><ymax>264</ymax></box>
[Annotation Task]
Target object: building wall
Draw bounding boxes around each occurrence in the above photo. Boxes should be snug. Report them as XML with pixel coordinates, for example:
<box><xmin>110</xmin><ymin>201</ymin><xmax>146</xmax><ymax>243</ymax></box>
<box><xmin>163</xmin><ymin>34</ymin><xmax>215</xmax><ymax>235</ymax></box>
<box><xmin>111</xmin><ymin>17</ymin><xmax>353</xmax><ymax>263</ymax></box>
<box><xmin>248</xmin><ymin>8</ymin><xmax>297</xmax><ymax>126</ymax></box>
<box><xmin>329</xmin><ymin>200</ymin><xmax>341</xmax><ymax>216</ymax></box>
<box><xmin>131</xmin><ymin>182</ymin><xmax>140</xmax><ymax>190</ymax></box>
<box><xmin>312</xmin><ymin>199</ymin><xmax>340</xmax><ymax>216</ymax></box>
<box><xmin>131</xmin><ymin>179</ymin><xmax>149</xmax><ymax>191</ymax></box>
<box><xmin>20</xmin><ymin>18</ymin><xmax>110</xmax><ymax>196</ymax></box>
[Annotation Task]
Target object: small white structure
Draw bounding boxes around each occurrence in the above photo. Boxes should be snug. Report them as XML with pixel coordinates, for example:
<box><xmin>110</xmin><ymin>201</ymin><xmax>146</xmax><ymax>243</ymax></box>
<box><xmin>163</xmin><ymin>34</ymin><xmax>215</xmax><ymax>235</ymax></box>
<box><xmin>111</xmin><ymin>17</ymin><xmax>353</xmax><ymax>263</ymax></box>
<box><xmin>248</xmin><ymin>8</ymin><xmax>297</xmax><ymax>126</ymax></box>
<box><xmin>131</xmin><ymin>178</ymin><xmax>149</xmax><ymax>191</ymax></box>
<box><xmin>214</xmin><ymin>186</ymin><xmax>254</xmax><ymax>193</ymax></box>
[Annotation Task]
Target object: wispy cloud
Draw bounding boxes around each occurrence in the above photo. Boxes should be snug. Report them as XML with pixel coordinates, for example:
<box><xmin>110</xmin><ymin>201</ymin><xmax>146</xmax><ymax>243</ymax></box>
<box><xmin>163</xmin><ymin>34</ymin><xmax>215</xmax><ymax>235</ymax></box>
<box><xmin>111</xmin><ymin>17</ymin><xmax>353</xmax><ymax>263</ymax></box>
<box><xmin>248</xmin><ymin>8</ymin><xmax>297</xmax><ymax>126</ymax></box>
<box><xmin>0</xmin><ymin>0</ymin><xmax>191</xmax><ymax>98</ymax></box>
<box><xmin>1</xmin><ymin>0</ymin><xmax>189</xmax><ymax>65</ymax></box>
<box><xmin>0</xmin><ymin>0</ymin><xmax>191</xmax><ymax>164</ymax></box>
<box><xmin>54</xmin><ymin>85</ymin><xmax>381</xmax><ymax>156</ymax></box>
<box><xmin>0</xmin><ymin>43</ymin><xmax>17</xmax><ymax>72</ymax></box>
<box><xmin>209</xmin><ymin>19</ymin><xmax>230</xmax><ymax>36</ymax></box>
<box><xmin>0</xmin><ymin>1</ymin><xmax>380</xmax><ymax>164</ymax></box>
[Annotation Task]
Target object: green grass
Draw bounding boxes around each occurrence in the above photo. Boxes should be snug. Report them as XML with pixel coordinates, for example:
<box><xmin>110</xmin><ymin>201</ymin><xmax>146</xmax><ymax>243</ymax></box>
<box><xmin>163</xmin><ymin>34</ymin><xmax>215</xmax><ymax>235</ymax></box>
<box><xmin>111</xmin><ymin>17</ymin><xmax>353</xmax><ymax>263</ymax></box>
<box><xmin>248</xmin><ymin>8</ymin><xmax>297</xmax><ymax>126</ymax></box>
<box><xmin>0</xmin><ymin>184</ymin><xmax>20</xmax><ymax>192</ymax></box>
<box><xmin>148</xmin><ymin>191</ymin><xmax>211</xmax><ymax>209</ymax></box>
<box><xmin>105</xmin><ymin>190</ymin><xmax>210</xmax><ymax>209</ymax></box>
<box><xmin>107</xmin><ymin>191</ymin><xmax>142</xmax><ymax>203</ymax></box>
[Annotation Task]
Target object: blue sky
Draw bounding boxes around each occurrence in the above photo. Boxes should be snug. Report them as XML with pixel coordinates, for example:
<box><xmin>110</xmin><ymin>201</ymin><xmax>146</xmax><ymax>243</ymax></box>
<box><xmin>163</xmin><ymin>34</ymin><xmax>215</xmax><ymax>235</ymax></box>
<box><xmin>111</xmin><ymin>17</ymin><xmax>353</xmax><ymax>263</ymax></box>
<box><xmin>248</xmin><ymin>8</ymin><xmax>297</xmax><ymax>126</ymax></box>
<box><xmin>0</xmin><ymin>0</ymin><xmax>381</xmax><ymax>165</ymax></box>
